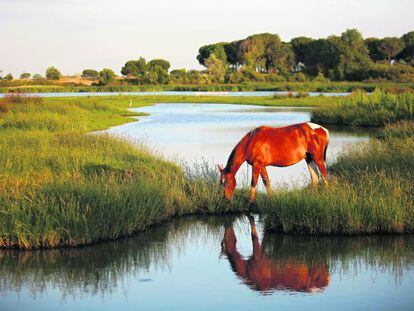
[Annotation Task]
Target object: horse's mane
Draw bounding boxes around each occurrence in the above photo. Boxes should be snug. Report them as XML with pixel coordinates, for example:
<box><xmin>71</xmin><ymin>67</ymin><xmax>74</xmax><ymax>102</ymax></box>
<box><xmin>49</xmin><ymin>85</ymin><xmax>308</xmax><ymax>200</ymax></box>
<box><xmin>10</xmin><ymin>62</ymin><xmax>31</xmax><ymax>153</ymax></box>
<box><xmin>224</xmin><ymin>128</ymin><xmax>257</xmax><ymax>173</ymax></box>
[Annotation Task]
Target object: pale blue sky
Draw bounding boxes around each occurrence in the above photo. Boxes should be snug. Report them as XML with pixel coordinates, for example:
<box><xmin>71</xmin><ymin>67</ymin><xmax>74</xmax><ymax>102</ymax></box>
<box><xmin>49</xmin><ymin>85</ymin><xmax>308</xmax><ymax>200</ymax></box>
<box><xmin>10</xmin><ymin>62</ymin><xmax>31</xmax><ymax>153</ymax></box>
<box><xmin>1</xmin><ymin>0</ymin><xmax>414</xmax><ymax>76</ymax></box>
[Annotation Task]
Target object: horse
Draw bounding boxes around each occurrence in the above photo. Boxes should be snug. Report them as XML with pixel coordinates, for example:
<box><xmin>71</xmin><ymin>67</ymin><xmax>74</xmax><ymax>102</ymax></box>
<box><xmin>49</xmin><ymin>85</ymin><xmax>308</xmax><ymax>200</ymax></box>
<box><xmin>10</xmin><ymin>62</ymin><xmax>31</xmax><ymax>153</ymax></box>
<box><xmin>218</xmin><ymin>122</ymin><xmax>330</xmax><ymax>203</ymax></box>
<box><xmin>220</xmin><ymin>214</ymin><xmax>330</xmax><ymax>293</ymax></box>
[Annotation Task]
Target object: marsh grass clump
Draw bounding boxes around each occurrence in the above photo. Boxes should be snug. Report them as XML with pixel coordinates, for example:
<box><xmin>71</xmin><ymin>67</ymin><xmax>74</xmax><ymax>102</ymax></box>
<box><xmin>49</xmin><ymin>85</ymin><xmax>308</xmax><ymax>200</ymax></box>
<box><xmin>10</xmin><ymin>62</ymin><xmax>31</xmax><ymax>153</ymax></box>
<box><xmin>312</xmin><ymin>89</ymin><xmax>414</xmax><ymax>126</ymax></box>
<box><xmin>377</xmin><ymin>120</ymin><xmax>414</xmax><ymax>139</ymax></box>
<box><xmin>261</xmin><ymin>136</ymin><xmax>414</xmax><ymax>234</ymax></box>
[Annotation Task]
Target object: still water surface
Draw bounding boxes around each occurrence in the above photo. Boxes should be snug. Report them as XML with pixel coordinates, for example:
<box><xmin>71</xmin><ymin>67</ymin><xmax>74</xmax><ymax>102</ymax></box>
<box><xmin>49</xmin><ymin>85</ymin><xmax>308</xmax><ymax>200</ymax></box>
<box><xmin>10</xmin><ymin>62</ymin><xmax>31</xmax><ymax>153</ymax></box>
<box><xmin>1</xmin><ymin>215</ymin><xmax>413</xmax><ymax>310</ymax></box>
<box><xmin>105</xmin><ymin>103</ymin><xmax>371</xmax><ymax>188</ymax></box>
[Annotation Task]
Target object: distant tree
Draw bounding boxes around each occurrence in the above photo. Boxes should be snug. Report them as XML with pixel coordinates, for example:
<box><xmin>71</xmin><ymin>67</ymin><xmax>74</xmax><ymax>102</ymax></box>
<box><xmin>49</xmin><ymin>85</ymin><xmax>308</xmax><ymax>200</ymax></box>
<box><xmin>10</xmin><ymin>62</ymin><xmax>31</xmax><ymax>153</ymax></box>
<box><xmin>5</xmin><ymin>73</ymin><xmax>13</xmax><ymax>80</ymax></box>
<box><xmin>170</xmin><ymin>69</ymin><xmax>187</xmax><ymax>84</ymax></box>
<box><xmin>20</xmin><ymin>72</ymin><xmax>31</xmax><ymax>79</ymax></box>
<box><xmin>205</xmin><ymin>54</ymin><xmax>226</xmax><ymax>83</ymax></box>
<box><xmin>224</xmin><ymin>41</ymin><xmax>242</xmax><ymax>69</ymax></box>
<box><xmin>99</xmin><ymin>68</ymin><xmax>116</xmax><ymax>85</ymax></box>
<box><xmin>291</xmin><ymin>36</ymin><xmax>314</xmax><ymax>67</ymax></box>
<box><xmin>187</xmin><ymin>70</ymin><xmax>204</xmax><ymax>84</ymax></box>
<box><xmin>81</xmin><ymin>69</ymin><xmax>99</xmax><ymax>78</ymax></box>
<box><xmin>32</xmin><ymin>73</ymin><xmax>43</xmax><ymax>80</ymax></box>
<box><xmin>46</xmin><ymin>66</ymin><xmax>61</xmax><ymax>80</ymax></box>
<box><xmin>341</xmin><ymin>29</ymin><xmax>364</xmax><ymax>47</ymax></box>
<box><xmin>152</xmin><ymin>65</ymin><xmax>169</xmax><ymax>84</ymax></box>
<box><xmin>265</xmin><ymin>41</ymin><xmax>295</xmax><ymax>74</ymax></box>
<box><xmin>148</xmin><ymin>59</ymin><xmax>170</xmax><ymax>72</ymax></box>
<box><xmin>197</xmin><ymin>43</ymin><xmax>227</xmax><ymax>66</ymax></box>
<box><xmin>399</xmin><ymin>31</ymin><xmax>414</xmax><ymax>64</ymax></box>
<box><xmin>121</xmin><ymin>58</ymin><xmax>147</xmax><ymax>77</ymax></box>
<box><xmin>377</xmin><ymin>37</ymin><xmax>404</xmax><ymax>63</ymax></box>
<box><xmin>365</xmin><ymin>38</ymin><xmax>385</xmax><ymax>61</ymax></box>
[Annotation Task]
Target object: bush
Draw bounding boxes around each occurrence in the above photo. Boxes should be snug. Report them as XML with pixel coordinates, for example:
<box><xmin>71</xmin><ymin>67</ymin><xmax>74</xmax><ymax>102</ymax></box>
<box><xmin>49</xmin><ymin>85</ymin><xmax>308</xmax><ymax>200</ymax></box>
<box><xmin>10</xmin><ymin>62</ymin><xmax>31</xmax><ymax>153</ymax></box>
<box><xmin>46</xmin><ymin>67</ymin><xmax>62</xmax><ymax>80</ymax></box>
<box><xmin>82</xmin><ymin>69</ymin><xmax>99</xmax><ymax>78</ymax></box>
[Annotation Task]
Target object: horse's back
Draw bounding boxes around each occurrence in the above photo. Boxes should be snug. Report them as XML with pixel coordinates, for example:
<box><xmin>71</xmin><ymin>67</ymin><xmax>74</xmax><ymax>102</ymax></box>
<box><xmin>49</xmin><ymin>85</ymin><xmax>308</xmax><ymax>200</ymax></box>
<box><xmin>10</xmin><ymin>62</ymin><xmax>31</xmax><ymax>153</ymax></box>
<box><xmin>245</xmin><ymin>122</ymin><xmax>329</xmax><ymax>166</ymax></box>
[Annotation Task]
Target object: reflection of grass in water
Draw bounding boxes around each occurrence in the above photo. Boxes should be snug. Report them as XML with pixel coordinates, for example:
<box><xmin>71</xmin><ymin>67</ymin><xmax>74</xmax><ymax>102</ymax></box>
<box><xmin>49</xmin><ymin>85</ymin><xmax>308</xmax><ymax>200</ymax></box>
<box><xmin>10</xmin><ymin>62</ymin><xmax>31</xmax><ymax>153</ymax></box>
<box><xmin>262</xmin><ymin>234</ymin><xmax>414</xmax><ymax>284</ymax></box>
<box><xmin>1</xmin><ymin>215</ymin><xmax>413</xmax><ymax>299</ymax></box>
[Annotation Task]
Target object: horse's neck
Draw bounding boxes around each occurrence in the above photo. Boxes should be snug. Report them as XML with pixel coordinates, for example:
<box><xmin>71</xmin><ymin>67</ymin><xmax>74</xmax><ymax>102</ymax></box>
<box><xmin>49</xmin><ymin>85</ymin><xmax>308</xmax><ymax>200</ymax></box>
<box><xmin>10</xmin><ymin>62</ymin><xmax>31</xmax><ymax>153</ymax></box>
<box><xmin>225</xmin><ymin>135</ymin><xmax>248</xmax><ymax>175</ymax></box>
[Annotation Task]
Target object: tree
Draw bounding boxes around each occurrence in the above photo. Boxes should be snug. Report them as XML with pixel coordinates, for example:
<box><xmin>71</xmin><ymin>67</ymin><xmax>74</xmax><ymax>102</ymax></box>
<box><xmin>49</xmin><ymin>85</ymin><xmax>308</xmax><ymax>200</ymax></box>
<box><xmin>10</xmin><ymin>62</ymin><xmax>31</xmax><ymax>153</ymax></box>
<box><xmin>341</xmin><ymin>29</ymin><xmax>364</xmax><ymax>47</ymax></box>
<box><xmin>148</xmin><ymin>59</ymin><xmax>170</xmax><ymax>72</ymax></box>
<box><xmin>150</xmin><ymin>65</ymin><xmax>169</xmax><ymax>84</ymax></box>
<box><xmin>291</xmin><ymin>36</ymin><xmax>314</xmax><ymax>68</ymax></box>
<box><xmin>32</xmin><ymin>74</ymin><xmax>43</xmax><ymax>80</ymax></box>
<box><xmin>265</xmin><ymin>41</ymin><xmax>295</xmax><ymax>74</ymax></box>
<box><xmin>365</xmin><ymin>38</ymin><xmax>385</xmax><ymax>61</ymax></box>
<box><xmin>20</xmin><ymin>73</ymin><xmax>31</xmax><ymax>79</ymax></box>
<box><xmin>377</xmin><ymin>37</ymin><xmax>404</xmax><ymax>63</ymax></box>
<box><xmin>205</xmin><ymin>54</ymin><xmax>226</xmax><ymax>83</ymax></box>
<box><xmin>197</xmin><ymin>43</ymin><xmax>227</xmax><ymax>66</ymax></box>
<box><xmin>46</xmin><ymin>66</ymin><xmax>61</xmax><ymax>80</ymax></box>
<box><xmin>99</xmin><ymin>68</ymin><xmax>116</xmax><ymax>85</ymax></box>
<box><xmin>170</xmin><ymin>69</ymin><xmax>187</xmax><ymax>84</ymax></box>
<box><xmin>121</xmin><ymin>57</ymin><xmax>147</xmax><ymax>77</ymax></box>
<box><xmin>82</xmin><ymin>69</ymin><xmax>99</xmax><ymax>78</ymax></box>
<box><xmin>224</xmin><ymin>41</ymin><xmax>242</xmax><ymax>69</ymax></box>
<box><xmin>5</xmin><ymin>73</ymin><xmax>13</xmax><ymax>80</ymax></box>
<box><xmin>399</xmin><ymin>31</ymin><xmax>414</xmax><ymax>64</ymax></box>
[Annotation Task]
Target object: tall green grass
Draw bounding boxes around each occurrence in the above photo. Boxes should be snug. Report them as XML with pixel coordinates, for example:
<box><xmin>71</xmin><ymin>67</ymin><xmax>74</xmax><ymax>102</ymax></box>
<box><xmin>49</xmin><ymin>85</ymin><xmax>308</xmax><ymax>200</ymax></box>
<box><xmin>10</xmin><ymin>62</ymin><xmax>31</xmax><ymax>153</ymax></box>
<box><xmin>1</xmin><ymin>93</ymin><xmax>413</xmax><ymax>249</ymax></box>
<box><xmin>261</xmin><ymin>130</ymin><xmax>414</xmax><ymax>234</ymax></box>
<box><xmin>312</xmin><ymin>89</ymin><xmax>414</xmax><ymax>126</ymax></box>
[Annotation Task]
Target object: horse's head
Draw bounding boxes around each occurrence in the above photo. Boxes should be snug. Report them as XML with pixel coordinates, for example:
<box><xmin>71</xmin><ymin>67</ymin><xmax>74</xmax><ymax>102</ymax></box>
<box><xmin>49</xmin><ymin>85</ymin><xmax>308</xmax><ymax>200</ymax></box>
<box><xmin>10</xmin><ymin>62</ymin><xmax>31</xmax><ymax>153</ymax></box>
<box><xmin>218</xmin><ymin>164</ymin><xmax>236</xmax><ymax>200</ymax></box>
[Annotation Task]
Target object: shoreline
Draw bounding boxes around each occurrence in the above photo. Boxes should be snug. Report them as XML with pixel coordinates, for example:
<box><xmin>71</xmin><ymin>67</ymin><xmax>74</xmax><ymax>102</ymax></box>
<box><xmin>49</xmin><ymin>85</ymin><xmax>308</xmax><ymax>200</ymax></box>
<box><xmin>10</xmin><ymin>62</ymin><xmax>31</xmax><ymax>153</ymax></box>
<box><xmin>0</xmin><ymin>94</ymin><xmax>412</xmax><ymax>250</ymax></box>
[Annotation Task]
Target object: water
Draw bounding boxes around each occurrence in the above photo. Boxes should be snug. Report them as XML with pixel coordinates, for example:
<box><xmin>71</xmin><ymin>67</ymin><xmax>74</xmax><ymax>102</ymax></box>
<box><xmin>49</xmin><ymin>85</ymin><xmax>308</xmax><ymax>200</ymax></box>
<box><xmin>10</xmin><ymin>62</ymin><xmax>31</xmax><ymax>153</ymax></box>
<box><xmin>1</xmin><ymin>215</ymin><xmax>413</xmax><ymax>310</ymax></box>
<box><xmin>104</xmin><ymin>103</ymin><xmax>372</xmax><ymax>189</ymax></box>
<box><xmin>0</xmin><ymin>91</ymin><xmax>350</xmax><ymax>98</ymax></box>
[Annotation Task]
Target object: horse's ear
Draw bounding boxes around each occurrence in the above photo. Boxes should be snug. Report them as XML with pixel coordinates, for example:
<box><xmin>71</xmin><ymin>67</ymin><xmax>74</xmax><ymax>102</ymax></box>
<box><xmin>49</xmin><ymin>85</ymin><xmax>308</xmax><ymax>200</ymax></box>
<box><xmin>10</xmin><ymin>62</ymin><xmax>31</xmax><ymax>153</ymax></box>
<box><xmin>217</xmin><ymin>164</ymin><xmax>223</xmax><ymax>173</ymax></box>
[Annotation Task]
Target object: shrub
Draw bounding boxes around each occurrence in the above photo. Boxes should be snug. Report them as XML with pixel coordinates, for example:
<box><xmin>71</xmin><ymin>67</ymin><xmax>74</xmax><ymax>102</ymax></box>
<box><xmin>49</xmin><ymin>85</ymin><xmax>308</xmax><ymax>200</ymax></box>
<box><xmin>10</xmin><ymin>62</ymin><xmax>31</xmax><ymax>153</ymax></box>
<box><xmin>46</xmin><ymin>67</ymin><xmax>62</xmax><ymax>80</ymax></box>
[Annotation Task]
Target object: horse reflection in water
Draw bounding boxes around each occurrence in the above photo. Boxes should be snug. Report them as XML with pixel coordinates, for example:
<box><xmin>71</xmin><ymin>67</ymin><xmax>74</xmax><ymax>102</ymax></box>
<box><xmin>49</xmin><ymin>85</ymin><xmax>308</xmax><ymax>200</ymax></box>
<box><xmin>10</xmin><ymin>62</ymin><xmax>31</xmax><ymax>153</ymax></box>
<box><xmin>221</xmin><ymin>214</ymin><xmax>330</xmax><ymax>294</ymax></box>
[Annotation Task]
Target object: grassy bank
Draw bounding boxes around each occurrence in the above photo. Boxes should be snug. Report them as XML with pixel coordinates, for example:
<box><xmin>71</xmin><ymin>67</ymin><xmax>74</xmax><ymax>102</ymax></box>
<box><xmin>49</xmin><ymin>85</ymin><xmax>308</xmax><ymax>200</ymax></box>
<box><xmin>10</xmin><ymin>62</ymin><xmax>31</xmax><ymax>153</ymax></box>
<box><xmin>1</xmin><ymin>93</ymin><xmax>413</xmax><ymax>249</ymax></box>
<box><xmin>2</xmin><ymin>81</ymin><xmax>414</xmax><ymax>94</ymax></box>
<box><xmin>261</xmin><ymin>121</ymin><xmax>414</xmax><ymax>234</ymax></box>
<box><xmin>0</xmin><ymin>95</ymin><xmax>241</xmax><ymax>249</ymax></box>
<box><xmin>312</xmin><ymin>89</ymin><xmax>414</xmax><ymax>126</ymax></box>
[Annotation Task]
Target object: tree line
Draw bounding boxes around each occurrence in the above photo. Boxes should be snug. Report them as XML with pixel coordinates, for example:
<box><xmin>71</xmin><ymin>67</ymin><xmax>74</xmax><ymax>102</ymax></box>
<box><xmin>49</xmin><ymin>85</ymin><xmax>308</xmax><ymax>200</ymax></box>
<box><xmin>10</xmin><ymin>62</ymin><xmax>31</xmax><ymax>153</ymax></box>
<box><xmin>2</xmin><ymin>29</ymin><xmax>414</xmax><ymax>86</ymax></box>
<box><xmin>196</xmin><ymin>29</ymin><xmax>414</xmax><ymax>82</ymax></box>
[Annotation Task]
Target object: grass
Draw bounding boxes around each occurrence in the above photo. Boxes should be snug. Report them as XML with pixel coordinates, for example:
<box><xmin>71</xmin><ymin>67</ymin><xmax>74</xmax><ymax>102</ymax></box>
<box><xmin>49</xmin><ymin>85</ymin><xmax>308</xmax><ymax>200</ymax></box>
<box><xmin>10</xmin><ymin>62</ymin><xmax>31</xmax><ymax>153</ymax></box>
<box><xmin>0</xmin><ymin>93</ymin><xmax>413</xmax><ymax>249</ymax></box>
<box><xmin>261</xmin><ymin>122</ymin><xmax>414</xmax><ymax>234</ymax></box>
<box><xmin>312</xmin><ymin>89</ymin><xmax>414</xmax><ymax>126</ymax></box>
<box><xmin>0</xmin><ymin>94</ymin><xmax>253</xmax><ymax>249</ymax></box>
<box><xmin>2</xmin><ymin>81</ymin><xmax>414</xmax><ymax>94</ymax></box>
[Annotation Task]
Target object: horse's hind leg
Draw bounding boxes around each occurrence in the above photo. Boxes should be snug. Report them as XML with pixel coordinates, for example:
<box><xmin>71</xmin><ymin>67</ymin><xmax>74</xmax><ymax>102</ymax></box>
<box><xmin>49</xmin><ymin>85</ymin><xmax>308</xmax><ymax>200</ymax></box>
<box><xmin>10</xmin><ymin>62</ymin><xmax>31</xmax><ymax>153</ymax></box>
<box><xmin>312</xmin><ymin>155</ymin><xmax>328</xmax><ymax>186</ymax></box>
<box><xmin>260</xmin><ymin>166</ymin><xmax>272</xmax><ymax>195</ymax></box>
<box><xmin>306</xmin><ymin>153</ymin><xmax>319</xmax><ymax>187</ymax></box>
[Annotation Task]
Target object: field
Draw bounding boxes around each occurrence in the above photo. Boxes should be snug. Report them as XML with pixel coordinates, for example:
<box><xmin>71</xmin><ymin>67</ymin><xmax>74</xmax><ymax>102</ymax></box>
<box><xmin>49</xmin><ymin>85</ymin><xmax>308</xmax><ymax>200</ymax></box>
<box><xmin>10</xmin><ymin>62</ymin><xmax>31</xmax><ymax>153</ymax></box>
<box><xmin>0</xmin><ymin>92</ymin><xmax>413</xmax><ymax>249</ymax></box>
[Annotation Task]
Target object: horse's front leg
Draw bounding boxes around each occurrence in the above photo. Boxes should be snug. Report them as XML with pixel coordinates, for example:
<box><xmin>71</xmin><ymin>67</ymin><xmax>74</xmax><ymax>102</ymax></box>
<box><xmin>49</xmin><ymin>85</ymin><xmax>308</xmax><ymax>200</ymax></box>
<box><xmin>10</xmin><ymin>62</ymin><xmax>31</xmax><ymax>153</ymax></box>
<box><xmin>250</xmin><ymin>164</ymin><xmax>260</xmax><ymax>204</ymax></box>
<box><xmin>260</xmin><ymin>166</ymin><xmax>272</xmax><ymax>196</ymax></box>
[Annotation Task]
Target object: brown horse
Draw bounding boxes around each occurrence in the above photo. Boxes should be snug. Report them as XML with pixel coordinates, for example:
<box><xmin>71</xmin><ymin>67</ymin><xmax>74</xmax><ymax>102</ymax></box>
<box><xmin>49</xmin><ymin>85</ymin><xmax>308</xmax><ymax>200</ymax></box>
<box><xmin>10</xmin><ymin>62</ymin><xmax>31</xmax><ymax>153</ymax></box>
<box><xmin>221</xmin><ymin>214</ymin><xmax>330</xmax><ymax>293</ymax></box>
<box><xmin>218</xmin><ymin>122</ymin><xmax>329</xmax><ymax>203</ymax></box>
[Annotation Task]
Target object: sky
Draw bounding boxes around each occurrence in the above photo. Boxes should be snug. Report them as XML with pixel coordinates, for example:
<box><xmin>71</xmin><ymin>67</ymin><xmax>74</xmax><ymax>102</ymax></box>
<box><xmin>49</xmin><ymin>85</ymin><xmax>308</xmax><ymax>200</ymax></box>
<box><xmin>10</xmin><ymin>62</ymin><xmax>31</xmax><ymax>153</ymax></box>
<box><xmin>1</xmin><ymin>0</ymin><xmax>414</xmax><ymax>76</ymax></box>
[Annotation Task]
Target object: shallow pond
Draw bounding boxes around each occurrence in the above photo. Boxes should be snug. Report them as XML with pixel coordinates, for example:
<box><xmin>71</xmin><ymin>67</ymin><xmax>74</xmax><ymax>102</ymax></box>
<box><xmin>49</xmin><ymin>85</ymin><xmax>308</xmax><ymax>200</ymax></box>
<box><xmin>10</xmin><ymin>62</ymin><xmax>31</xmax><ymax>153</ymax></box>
<box><xmin>1</xmin><ymin>215</ymin><xmax>413</xmax><ymax>310</ymax></box>
<box><xmin>105</xmin><ymin>103</ymin><xmax>372</xmax><ymax>188</ymax></box>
